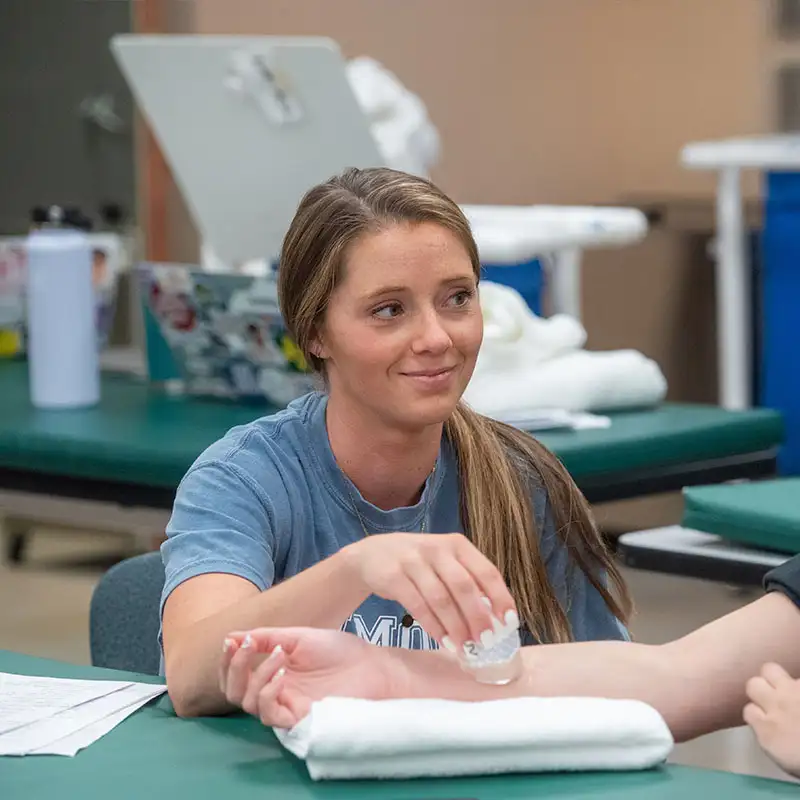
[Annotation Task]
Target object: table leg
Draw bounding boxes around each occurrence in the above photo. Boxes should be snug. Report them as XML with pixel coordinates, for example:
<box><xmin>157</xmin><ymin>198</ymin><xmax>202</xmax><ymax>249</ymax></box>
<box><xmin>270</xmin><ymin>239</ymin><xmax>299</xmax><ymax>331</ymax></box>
<box><xmin>1</xmin><ymin>517</ymin><xmax>33</xmax><ymax>564</ymax></box>
<box><xmin>715</xmin><ymin>166</ymin><xmax>752</xmax><ymax>410</ymax></box>
<box><xmin>548</xmin><ymin>247</ymin><xmax>582</xmax><ymax>320</ymax></box>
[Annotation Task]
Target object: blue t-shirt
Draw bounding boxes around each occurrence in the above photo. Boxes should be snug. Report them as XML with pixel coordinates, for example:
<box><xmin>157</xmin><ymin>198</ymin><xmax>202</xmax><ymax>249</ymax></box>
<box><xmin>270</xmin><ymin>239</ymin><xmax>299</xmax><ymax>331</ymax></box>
<box><xmin>161</xmin><ymin>392</ymin><xmax>628</xmax><ymax>664</ymax></box>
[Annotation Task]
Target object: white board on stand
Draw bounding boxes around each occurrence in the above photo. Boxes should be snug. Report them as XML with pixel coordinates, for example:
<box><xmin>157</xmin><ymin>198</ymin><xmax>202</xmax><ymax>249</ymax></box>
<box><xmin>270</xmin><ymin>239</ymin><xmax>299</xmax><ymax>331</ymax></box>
<box><xmin>110</xmin><ymin>35</ymin><xmax>385</xmax><ymax>265</ymax></box>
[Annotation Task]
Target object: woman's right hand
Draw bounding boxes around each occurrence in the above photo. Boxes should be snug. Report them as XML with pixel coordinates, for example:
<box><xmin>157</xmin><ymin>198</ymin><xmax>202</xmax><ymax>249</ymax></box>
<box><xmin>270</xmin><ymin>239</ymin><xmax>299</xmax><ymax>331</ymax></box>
<box><xmin>342</xmin><ymin>532</ymin><xmax>519</xmax><ymax>653</ymax></box>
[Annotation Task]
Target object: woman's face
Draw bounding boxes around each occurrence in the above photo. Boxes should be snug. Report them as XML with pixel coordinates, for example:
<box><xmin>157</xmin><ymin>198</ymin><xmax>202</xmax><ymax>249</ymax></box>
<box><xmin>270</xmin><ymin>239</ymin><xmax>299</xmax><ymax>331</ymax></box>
<box><xmin>315</xmin><ymin>222</ymin><xmax>483</xmax><ymax>431</ymax></box>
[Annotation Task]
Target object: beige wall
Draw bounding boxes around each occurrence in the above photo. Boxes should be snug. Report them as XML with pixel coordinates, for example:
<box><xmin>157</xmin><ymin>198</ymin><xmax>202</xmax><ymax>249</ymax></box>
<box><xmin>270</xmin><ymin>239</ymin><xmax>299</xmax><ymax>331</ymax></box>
<box><xmin>189</xmin><ymin>0</ymin><xmax>771</xmax><ymax>204</ymax></box>
<box><xmin>157</xmin><ymin>0</ymin><xmax>775</xmax><ymax>415</ymax></box>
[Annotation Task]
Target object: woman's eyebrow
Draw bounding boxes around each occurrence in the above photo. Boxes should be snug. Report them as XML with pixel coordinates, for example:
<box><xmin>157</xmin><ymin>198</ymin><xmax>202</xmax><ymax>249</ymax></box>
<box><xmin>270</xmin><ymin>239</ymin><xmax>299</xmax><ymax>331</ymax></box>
<box><xmin>361</xmin><ymin>285</ymin><xmax>408</xmax><ymax>302</ymax></box>
<box><xmin>361</xmin><ymin>275</ymin><xmax>475</xmax><ymax>302</ymax></box>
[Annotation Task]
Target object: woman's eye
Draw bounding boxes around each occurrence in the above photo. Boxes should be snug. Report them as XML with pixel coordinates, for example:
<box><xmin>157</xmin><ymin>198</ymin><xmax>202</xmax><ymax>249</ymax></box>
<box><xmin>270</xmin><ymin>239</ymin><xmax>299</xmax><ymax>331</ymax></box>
<box><xmin>448</xmin><ymin>289</ymin><xmax>474</xmax><ymax>307</ymax></box>
<box><xmin>373</xmin><ymin>302</ymin><xmax>403</xmax><ymax>319</ymax></box>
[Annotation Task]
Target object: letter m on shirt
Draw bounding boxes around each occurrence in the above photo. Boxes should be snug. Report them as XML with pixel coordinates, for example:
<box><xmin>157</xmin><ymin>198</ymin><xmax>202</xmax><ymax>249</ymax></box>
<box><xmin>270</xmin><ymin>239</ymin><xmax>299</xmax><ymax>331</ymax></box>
<box><xmin>351</xmin><ymin>613</ymin><xmax>398</xmax><ymax>647</ymax></box>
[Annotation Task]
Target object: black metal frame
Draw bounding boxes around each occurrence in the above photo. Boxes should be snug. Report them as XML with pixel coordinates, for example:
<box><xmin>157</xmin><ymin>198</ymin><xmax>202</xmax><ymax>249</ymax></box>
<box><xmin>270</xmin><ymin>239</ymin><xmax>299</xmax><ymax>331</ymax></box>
<box><xmin>578</xmin><ymin>448</ymin><xmax>778</xmax><ymax>504</ymax></box>
<box><xmin>616</xmin><ymin>539</ymin><xmax>776</xmax><ymax>587</ymax></box>
<box><xmin>0</xmin><ymin>467</ymin><xmax>176</xmax><ymax>510</ymax></box>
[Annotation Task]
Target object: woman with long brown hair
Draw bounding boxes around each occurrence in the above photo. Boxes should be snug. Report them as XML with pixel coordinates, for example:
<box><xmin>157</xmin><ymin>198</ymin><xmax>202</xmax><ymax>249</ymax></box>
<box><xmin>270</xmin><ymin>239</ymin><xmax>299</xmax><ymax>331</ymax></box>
<box><xmin>160</xmin><ymin>167</ymin><xmax>631</xmax><ymax>717</ymax></box>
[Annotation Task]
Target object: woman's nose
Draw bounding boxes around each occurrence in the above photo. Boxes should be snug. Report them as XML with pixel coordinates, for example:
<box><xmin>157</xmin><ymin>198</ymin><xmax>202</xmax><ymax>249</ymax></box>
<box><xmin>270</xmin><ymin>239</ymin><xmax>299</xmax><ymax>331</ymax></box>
<box><xmin>411</xmin><ymin>310</ymin><xmax>452</xmax><ymax>354</ymax></box>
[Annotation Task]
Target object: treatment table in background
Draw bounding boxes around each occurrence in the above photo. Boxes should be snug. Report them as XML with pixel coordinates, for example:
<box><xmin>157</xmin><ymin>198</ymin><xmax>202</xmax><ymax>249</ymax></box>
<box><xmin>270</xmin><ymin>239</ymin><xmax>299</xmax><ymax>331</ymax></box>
<box><xmin>1</xmin><ymin>650</ymin><xmax>796</xmax><ymax>800</ymax></box>
<box><xmin>0</xmin><ymin>360</ymin><xmax>783</xmax><ymax>558</ymax></box>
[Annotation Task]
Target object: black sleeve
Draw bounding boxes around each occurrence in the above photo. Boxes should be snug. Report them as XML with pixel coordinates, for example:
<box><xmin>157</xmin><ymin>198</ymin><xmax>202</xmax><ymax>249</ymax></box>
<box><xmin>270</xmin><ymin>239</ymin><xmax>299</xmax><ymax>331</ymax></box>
<box><xmin>763</xmin><ymin>554</ymin><xmax>800</xmax><ymax>609</ymax></box>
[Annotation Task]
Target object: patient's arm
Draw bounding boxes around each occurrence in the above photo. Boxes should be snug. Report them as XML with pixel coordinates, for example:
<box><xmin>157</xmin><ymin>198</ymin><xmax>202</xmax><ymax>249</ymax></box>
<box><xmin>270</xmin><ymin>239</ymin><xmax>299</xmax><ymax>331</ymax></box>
<box><xmin>224</xmin><ymin>592</ymin><xmax>800</xmax><ymax>742</ymax></box>
<box><xmin>392</xmin><ymin>591</ymin><xmax>800</xmax><ymax>743</ymax></box>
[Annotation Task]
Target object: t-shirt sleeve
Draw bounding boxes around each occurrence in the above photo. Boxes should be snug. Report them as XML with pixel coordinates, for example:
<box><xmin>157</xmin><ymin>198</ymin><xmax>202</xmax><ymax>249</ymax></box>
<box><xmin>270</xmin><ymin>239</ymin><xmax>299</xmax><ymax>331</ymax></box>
<box><xmin>763</xmin><ymin>554</ymin><xmax>800</xmax><ymax>609</ymax></box>
<box><xmin>536</xmin><ymin>489</ymin><xmax>630</xmax><ymax>643</ymax></box>
<box><xmin>160</xmin><ymin>459</ymin><xmax>277</xmax><ymax>620</ymax></box>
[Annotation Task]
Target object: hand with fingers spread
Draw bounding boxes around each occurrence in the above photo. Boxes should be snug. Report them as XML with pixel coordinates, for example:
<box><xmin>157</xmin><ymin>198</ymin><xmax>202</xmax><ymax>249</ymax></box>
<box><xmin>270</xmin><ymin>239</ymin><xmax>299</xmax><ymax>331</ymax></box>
<box><xmin>343</xmin><ymin>532</ymin><xmax>519</xmax><ymax>655</ymax></box>
<box><xmin>744</xmin><ymin>662</ymin><xmax>800</xmax><ymax>778</ymax></box>
<box><xmin>219</xmin><ymin>627</ymin><xmax>392</xmax><ymax>729</ymax></box>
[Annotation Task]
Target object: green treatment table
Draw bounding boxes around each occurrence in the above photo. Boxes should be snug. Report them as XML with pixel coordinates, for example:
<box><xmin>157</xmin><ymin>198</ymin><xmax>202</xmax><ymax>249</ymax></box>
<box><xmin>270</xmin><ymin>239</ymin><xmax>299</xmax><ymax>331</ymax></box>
<box><xmin>618</xmin><ymin>478</ymin><xmax>800</xmax><ymax>586</ymax></box>
<box><xmin>0</xmin><ymin>359</ymin><xmax>784</xmax><ymax>560</ymax></box>
<box><xmin>1</xmin><ymin>650</ymin><xmax>796</xmax><ymax>800</ymax></box>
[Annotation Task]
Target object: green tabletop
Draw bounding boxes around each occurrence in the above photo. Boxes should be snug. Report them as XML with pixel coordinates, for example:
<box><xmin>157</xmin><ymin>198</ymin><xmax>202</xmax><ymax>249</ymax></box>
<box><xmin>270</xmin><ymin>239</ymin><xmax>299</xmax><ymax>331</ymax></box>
<box><xmin>0</xmin><ymin>360</ymin><xmax>784</xmax><ymax>488</ymax></box>
<box><xmin>1</xmin><ymin>651</ymin><xmax>795</xmax><ymax>800</ymax></box>
<box><xmin>683</xmin><ymin>477</ymin><xmax>800</xmax><ymax>553</ymax></box>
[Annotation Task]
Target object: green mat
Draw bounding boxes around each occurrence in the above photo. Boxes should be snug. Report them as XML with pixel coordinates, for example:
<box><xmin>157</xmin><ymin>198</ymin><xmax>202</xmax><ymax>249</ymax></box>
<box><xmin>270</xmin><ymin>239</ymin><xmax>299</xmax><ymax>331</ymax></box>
<box><xmin>683</xmin><ymin>478</ymin><xmax>800</xmax><ymax>554</ymax></box>
<box><xmin>0</xmin><ymin>360</ymin><xmax>784</xmax><ymax>488</ymax></box>
<box><xmin>1</xmin><ymin>650</ymin><xmax>797</xmax><ymax>800</ymax></box>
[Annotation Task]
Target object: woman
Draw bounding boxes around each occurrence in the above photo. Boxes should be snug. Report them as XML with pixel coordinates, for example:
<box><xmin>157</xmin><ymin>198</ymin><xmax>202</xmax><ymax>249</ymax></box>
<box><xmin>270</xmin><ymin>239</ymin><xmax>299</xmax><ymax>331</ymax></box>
<box><xmin>160</xmin><ymin>167</ymin><xmax>631</xmax><ymax>717</ymax></box>
<box><xmin>219</xmin><ymin>556</ymin><xmax>800</xmax><ymax>779</ymax></box>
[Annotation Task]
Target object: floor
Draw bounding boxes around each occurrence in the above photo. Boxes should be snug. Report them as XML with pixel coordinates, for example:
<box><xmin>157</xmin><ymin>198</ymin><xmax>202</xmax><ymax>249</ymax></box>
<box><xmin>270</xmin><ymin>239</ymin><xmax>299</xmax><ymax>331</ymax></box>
<box><xmin>0</xmin><ymin>515</ymin><xmax>796</xmax><ymax>785</ymax></box>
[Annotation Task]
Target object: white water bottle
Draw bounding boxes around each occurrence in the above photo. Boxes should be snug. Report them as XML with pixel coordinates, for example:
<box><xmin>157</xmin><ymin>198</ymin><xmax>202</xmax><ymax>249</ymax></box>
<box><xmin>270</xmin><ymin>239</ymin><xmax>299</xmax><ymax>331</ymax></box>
<box><xmin>25</xmin><ymin>206</ymin><xmax>100</xmax><ymax>408</ymax></box>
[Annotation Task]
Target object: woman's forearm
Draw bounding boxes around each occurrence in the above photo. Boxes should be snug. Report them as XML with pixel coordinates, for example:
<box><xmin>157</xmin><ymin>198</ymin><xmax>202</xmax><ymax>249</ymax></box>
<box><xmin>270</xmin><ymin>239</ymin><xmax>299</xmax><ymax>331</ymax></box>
<box><xmin>165</xmin><ymin>547</ymin><xmax>370</xmax><ymax>716</ymax></box>
<box><xmin>387</xmin><ymin>592</ymin><xmax>800</xmax><ymax>743</ymax></box>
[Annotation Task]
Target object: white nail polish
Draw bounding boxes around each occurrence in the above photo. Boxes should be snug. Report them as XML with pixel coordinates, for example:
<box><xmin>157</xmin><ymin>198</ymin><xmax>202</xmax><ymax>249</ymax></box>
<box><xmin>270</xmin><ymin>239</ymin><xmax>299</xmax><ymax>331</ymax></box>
<box><xmin>272</xmin><ymin>644</ymin><xmax>283</xmax><ymax>656</ymax></box>
<box><xmin>491</xmin><ymin>614</ymin><xmax>504</xmax><ymax>634</ymax></box>
<box><xmin>457</xmin><ymin>614</ymin><xmax>523</xmax><ymax>686</ymax></box>
<box><xmin>241</xmin><ymin>633</ymin><xmax>253</xmax><ymax>649</ymax></box>
<box><xmin>504</xmin><ymin>610</ymin><xmax>520</xmax><ymax>631</ymax></box>
<box><xmin>480</xmin><ymin>595</ymin><xmax>492</xmax><ymax>609</ymax></box>
<box><xmin>223</xmin><ymin>638</ymin><xmax>234</xmax><ymax>653</ymax></box>
<box><xmin>274</xmin><ymin>667</ymin><xmax>286</xmax><ymax>680</ymax></box>
<box><xmin>441</xmin><ymin>636</ymin><xmax>457</xmax><ymax>653</ymax></box>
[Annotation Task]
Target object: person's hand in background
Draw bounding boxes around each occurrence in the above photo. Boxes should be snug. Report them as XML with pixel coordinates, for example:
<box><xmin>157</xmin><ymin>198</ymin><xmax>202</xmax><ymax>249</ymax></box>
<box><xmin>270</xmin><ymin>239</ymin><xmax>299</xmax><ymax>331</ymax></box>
<box><xmin>744</xmin><ymin>662</ymin><xmax>800</xmax><ymax>779</ymax></box>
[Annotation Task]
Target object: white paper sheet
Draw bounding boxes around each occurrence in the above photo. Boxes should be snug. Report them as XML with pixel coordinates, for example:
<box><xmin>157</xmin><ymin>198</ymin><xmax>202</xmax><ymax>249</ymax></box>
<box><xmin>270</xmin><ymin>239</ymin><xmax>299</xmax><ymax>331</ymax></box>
<box><xmin>0</xmin><ymin>671</ymin><xmax>167</xmax><ymax>757</ymax></box>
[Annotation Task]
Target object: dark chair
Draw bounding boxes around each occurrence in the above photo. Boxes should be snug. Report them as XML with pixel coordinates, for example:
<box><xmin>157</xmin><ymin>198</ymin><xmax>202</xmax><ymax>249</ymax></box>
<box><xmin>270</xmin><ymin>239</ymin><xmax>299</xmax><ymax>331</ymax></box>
<box><xmin>89</xmin><ymin>551</ymin><xmax>165</xmax><ymax>676</ymax></box>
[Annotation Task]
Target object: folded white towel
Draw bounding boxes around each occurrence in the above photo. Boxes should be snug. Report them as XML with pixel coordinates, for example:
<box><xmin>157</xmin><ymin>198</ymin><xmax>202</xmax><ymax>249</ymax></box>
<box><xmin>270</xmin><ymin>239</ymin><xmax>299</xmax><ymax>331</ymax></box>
<box><xmin>274</xmin><ymin>696</ymin><xmax>674</xmax><ymax>781</ymax></box>
<box><xmin>465</xmin><ymin>348</ymin><xmax>668</xmax><ymax>416</ymax></box>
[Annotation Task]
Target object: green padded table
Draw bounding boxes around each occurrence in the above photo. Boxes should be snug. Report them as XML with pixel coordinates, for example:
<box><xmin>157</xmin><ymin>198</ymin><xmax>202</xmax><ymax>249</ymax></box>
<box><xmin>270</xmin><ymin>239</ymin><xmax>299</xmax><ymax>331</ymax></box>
<box><xmin>1</xmin><ymin>651</ymin><xmax>796</xmax><ymax>800</ymax></box>
<box><xmin>683</xmin><ymin>478</ymin><xmax>800</xmax><ymax>554</ymax></box>
<box><xmin>617</xmin><ymin>478</ymin><xmax>800</xmax><ymax>587</ymax></box>
<box><xmin>0</xmin><ymin>359</ymin><xmax>783</xmax><ymax>512</ymax></box>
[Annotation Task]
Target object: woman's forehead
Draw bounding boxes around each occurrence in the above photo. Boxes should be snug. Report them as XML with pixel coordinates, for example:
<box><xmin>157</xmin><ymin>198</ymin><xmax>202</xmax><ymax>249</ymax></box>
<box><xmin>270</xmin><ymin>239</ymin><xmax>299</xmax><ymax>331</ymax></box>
<box><xmin>340</xmin><ymin>223</ymin><xmax>476</xmax><ymax>289</ymax></box>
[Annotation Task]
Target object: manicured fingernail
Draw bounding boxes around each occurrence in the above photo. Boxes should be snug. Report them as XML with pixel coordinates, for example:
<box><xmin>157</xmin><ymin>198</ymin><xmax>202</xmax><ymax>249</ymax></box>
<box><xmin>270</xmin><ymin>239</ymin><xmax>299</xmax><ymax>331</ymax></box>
<box><xmin>504</xmin><ymin>610</ymin><xmax>520</xmax><ymax>630</ymax></box>
<box><xmin>271</xmin><ymin>644</ymin><xmax>283</xmax><ymax>657</ymax></box>
<box><xmin>480</xmin><ymin>628</ymin><xmax>495</xmax><ymax>649</ymax></box>
<box><xmin>491</xmin><ymin>614</ymin><xmax>505</xmax><ymax>634</ymax></box>
<box><xmin>441</xmin><ymin>636</ymin><xmax>457</xmax><ymax>653</ymax></box>
<box><xmin>271</xmin><ymin>667</ymin><xmax>286</xmax><ymax>682</ymax></box>
<box><xmin>223</xmin><ymin>638</ymin><xmax>234</xmax><ymax>653</ymax></box>
<box><xmin>480</xmin><ymin>596</ymin><xmax>492</xmax><ymax>608</ymax></box>
<box><xmin>241</xmin><ymin>633</ymin><xmax>253</xmax><ymax>649</ymax></box>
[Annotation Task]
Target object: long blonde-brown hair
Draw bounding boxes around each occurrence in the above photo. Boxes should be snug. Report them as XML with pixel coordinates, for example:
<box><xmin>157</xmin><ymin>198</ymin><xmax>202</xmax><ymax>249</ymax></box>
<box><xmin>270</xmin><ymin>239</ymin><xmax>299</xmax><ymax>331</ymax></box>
<box><xmin>278</xmin><ymin>167</ymin><xmax>632</xmax><ymax>642</ymax></box>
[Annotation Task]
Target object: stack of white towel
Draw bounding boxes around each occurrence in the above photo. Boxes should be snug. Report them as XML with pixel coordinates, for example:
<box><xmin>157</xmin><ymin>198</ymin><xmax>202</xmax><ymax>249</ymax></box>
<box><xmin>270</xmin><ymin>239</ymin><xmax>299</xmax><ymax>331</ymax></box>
<box><xmin>274</xmin><ymin>695</ymin><xmax>674</xmax><ymax>782</ymax></box>
<box><xmin>463</xmin><ymin>281</ymin><xmax>667</xmax><ymax>421</ymax></box>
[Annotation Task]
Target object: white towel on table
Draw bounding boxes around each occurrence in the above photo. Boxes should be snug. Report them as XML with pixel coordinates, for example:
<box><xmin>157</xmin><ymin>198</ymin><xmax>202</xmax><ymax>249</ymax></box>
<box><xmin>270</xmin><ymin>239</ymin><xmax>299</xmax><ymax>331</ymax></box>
<box><xmin>465</xmin><ymin>281</ymin><xmax>668</xmax><ymax>416</ymax></box>
<box><xmin>465</xmin><ymin>348</ymin><xmax>667</xmax><ymax>416</ymax></box>
<box><xmin>273</xmin><ymin>696</ymin><xmax>674</xmax><ymax>781</ymax></box>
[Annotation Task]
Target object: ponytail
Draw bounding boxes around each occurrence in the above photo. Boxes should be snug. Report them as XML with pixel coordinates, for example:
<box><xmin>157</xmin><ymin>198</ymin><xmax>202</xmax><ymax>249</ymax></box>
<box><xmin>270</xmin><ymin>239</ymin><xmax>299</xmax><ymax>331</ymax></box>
<box><xmin>444</xmin><ymin>403</ymin><xmax>631</xmax><ymax>643</ymax></box>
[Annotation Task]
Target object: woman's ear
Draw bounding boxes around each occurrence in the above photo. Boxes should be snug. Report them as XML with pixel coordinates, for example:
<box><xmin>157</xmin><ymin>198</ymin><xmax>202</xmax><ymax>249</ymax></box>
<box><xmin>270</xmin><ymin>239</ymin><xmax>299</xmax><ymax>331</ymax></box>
<box><xmin>309</xmin><ymin>331</ymin><xmax>328</xmax><ymax>360</ymax></box>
